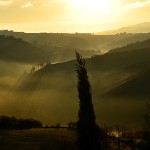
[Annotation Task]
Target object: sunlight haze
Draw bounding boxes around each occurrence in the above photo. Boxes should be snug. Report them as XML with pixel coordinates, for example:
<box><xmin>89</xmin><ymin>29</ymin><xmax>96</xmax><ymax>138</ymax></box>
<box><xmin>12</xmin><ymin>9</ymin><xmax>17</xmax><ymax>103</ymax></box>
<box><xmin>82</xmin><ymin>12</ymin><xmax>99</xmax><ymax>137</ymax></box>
<box><xmin>0</xmin><ymin>0</ymin><xmax>150</xmax><ymax>32</ymax></box>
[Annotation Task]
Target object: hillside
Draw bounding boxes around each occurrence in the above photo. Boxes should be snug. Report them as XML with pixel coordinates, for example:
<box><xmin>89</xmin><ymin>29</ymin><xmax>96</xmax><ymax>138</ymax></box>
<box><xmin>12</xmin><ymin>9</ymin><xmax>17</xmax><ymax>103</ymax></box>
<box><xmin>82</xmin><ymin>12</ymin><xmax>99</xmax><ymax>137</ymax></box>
<box><xmin>97</xmin><ymin>22</ymin><xmax>150</xmax><ymax>35</ymax></box>
<box><xmin>0</xmin><ymin>35</ymin><xmax>98</xmax><ymax>64</ymax></box>
<box><xmin>101</xmin><ymin>70</ymin><xmax>150</xmax><ymax>98</ymax></box>
<box><xmin>106</xmin><ymin>33</ymin><xmax>150</xmax><ymax>50</ymax></box>
<box><xmin>0</xmin><ymin>35</ymin><xmax>47</xmax><ymax>63</ymax></box>
<box><xmin>37</xmin><ymin>44</ymin><xmax>98</xmax><ymax>63</ymax></box>
<box><xmin>109</xmin><ymin>38</ymin><xmax>150</xmax><ymax>53</ymax></box>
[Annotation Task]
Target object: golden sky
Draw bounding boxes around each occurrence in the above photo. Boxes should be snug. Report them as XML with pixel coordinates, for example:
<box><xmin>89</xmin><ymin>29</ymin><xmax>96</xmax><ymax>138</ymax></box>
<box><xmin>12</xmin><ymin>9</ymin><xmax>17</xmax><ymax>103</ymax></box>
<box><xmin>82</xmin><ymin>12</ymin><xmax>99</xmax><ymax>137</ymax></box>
<box><xmin>0</xmin><ymin>0</ymin><xmax>150</xmax><ymax>33</ymax></box>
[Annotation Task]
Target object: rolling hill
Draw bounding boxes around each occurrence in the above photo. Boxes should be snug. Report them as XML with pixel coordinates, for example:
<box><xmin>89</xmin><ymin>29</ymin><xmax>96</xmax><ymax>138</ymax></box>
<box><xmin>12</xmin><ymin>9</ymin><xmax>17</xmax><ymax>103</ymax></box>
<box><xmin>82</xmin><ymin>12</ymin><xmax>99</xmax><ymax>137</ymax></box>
<box><xmin>97</xmin><ymin>22</ymin><xmax>150</xmax><ymax>35</ymax></box>
<box><xmin>0</xmin><ymin>35</ymin><xmax>47</xmax><ymax>63</ymax></box>
<box><xmin>101</xmin><ymin>70</ymin><xmax>150</xmax><ymax>98</ymax></box>
<box><xmin>109</xmin><ymin>38</ymin><xmax>150</xmax><ymax>53</ymax></box>
<box><xmin>0</xmin><ymin>35</ymin><xmax>98</xmax><ymax>64</ymax></box>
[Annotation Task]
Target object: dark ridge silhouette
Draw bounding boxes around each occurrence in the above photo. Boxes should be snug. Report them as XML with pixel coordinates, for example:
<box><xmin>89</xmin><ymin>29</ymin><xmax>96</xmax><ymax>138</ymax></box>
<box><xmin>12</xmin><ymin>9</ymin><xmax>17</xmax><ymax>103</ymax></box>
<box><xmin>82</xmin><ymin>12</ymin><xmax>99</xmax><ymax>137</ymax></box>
<box><xmin>75</xmin><ymin>52</ymin><xmax>101</xmax><ymax>150</ymax></box>
<box><xmin>0</xmin><ymin>34</ymin><xmax>98</xmax><ymax>63</ymax></box>
<box><xmin>0</xmin><ymin>35</ymin><xmax>47</xmax><ymax>63</ymax></box>
<box><xmin>0</xmin><ymin>115</ymin><xmax>42</xmax><ymax>130</ymax></box>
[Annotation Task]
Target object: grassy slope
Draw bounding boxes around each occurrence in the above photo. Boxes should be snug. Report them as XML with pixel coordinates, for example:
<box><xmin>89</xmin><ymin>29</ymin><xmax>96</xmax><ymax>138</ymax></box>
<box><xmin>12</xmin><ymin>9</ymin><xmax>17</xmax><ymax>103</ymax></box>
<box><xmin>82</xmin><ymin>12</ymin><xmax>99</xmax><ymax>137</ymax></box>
<box><xmin>109</xmin><ymin>38</ymin><xmax>150</xmax><ymax>53</ymax></box>
<box><xmin>0</xmin><ymin>35</ymin><xmax>50</xmax><ymax>63</ymax></box>
<box><xmin>101</xmin><ymin>70</ymin><xmax>150</xmax><ymax>98</ymax></box>
<box><xmin>0</xmin><ymin>128</ymin><xmax>77</xmax><ymax>150</ymax></box>
<box><xmin>0</xmin><ymin>35</ymin><xmax>98</xmax><ymax>64</ymax></box>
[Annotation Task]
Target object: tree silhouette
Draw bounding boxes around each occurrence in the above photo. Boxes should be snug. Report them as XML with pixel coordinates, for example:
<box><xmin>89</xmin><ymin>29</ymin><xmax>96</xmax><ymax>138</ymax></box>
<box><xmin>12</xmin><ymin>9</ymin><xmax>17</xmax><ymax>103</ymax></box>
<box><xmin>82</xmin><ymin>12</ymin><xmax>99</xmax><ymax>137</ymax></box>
<box><xmin>75</xmin><ymin>51</ymin><xmax>101</xmax><ymax>150</ymax></box>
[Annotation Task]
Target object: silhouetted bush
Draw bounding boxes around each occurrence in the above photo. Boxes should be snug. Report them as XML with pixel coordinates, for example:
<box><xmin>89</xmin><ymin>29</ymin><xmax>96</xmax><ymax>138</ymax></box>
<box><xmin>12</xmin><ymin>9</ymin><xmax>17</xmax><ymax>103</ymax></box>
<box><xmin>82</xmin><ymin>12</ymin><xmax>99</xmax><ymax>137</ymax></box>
<box><xmin>0</xmin><ymin>115</ymin><xmax>42</xmax><ymax>130</ymax></box>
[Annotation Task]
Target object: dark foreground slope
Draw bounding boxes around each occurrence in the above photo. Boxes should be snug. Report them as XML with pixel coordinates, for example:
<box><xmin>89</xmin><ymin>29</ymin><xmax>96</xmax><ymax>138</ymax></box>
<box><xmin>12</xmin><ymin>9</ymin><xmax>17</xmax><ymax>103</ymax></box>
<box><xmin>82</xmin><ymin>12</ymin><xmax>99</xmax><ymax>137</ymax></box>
<box><xmin>0</xmin><ymin>128</ymin><xmax>77</xmax><ymax>150</ymax></box>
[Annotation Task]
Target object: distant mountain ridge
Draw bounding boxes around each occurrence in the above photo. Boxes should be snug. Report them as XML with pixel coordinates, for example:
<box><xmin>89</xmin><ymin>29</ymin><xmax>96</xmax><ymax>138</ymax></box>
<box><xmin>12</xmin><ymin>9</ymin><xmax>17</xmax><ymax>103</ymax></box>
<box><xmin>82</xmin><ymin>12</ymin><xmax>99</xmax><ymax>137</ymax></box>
<box><xmin>97</xmin><ymin>22</ymin><xmax>150</xmax><ymax>35</ymax></box>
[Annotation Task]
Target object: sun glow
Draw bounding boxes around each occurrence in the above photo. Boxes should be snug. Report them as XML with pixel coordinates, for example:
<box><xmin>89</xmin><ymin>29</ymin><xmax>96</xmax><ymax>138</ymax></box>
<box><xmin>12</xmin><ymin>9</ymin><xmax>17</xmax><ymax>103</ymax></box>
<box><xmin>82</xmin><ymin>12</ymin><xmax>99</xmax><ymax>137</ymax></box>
<box><xmin>72</xmin><ymin>0</ymin><xmax>110</xmax><ymax>9</ymax></box>
<box><xmin>70</xmin><ymin>0</ymin><xmax>117</xmax><ymax>18</ymax></box>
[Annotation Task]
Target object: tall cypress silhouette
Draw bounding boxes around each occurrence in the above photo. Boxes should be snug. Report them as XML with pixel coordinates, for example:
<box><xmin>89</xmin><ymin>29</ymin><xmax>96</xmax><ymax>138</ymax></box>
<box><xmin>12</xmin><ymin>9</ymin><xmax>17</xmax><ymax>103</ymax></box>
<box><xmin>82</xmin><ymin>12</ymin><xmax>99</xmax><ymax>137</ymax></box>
<box><xmin>75</xmin><ymin>51</ymin><xmax>101</xmax><ymax>150</ymax></box>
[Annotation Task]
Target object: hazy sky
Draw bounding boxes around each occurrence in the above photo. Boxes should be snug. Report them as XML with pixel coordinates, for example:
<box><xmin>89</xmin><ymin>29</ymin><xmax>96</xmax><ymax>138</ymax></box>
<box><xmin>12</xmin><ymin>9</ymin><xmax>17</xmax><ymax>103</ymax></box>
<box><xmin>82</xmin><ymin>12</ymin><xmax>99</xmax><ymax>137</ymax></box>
<box><xmin>0</xmin><ymin>0</ymin><xmax>150</xmax><ymax>33</ymax></box>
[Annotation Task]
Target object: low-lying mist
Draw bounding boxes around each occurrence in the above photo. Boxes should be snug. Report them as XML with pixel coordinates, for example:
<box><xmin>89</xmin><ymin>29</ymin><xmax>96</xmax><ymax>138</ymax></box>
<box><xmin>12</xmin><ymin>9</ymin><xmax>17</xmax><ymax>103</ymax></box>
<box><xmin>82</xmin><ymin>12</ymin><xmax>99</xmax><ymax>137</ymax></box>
<box><xmin>1</xmin><ymin>31</ymin><xmax>150</xmax><ymax>130</ymax></box>
<box><xmin>0</xmin><ymin>63</ymin><xmax>147</xmax><ymax>129</ymax></box>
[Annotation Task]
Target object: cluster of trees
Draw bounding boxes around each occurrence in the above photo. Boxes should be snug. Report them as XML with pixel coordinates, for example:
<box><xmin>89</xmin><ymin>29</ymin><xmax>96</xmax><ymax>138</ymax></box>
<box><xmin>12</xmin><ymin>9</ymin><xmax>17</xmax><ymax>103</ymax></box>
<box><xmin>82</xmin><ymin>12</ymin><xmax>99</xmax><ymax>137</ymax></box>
<box><xmin>26</xmin><ymin>61</ymin><xmax>51</xmax><ymax>74</ymax></box>
<box><xmin>0</xmin><ymin>115</ymin><xmax>42</xmax><ymax>130</ymax></box>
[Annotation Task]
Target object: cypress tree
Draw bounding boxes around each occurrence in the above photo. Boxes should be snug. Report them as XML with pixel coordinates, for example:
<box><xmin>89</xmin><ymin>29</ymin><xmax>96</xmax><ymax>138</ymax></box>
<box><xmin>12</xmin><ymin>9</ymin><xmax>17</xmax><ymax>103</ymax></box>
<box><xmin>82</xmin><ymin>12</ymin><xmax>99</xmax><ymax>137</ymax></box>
<box><xmin>75</xmin><ymin>51</ymin><xmax>101</xmax><ymax>150</ymax></box>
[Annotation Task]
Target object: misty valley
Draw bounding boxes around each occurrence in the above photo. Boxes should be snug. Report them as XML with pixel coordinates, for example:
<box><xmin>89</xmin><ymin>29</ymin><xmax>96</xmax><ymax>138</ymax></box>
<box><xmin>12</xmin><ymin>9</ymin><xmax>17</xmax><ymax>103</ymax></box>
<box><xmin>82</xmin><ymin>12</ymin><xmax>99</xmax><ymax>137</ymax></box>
<box><xmin>0</xmin><ymin>24</ymin><xmax>150</xmax><ymax>149</ymax></box>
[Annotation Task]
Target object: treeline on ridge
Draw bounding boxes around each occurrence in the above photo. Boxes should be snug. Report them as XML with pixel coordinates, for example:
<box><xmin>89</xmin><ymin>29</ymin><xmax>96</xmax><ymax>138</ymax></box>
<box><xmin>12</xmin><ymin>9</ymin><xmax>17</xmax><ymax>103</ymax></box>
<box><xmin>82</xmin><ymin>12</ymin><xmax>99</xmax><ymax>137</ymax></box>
<box><xmin>0</xmin><ymin>115</ymin><xmax>42</xmax><ymax>130</ymax></box>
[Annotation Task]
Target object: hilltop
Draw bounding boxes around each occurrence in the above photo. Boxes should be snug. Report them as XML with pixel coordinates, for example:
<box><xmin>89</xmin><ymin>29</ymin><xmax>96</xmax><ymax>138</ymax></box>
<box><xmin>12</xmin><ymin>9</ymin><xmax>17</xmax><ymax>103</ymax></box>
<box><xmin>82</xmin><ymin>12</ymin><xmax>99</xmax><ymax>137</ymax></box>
<box><xmin>97</xmin><ymin>22</ymin><xmax>150</xmax><ymax>35</ymax></box>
